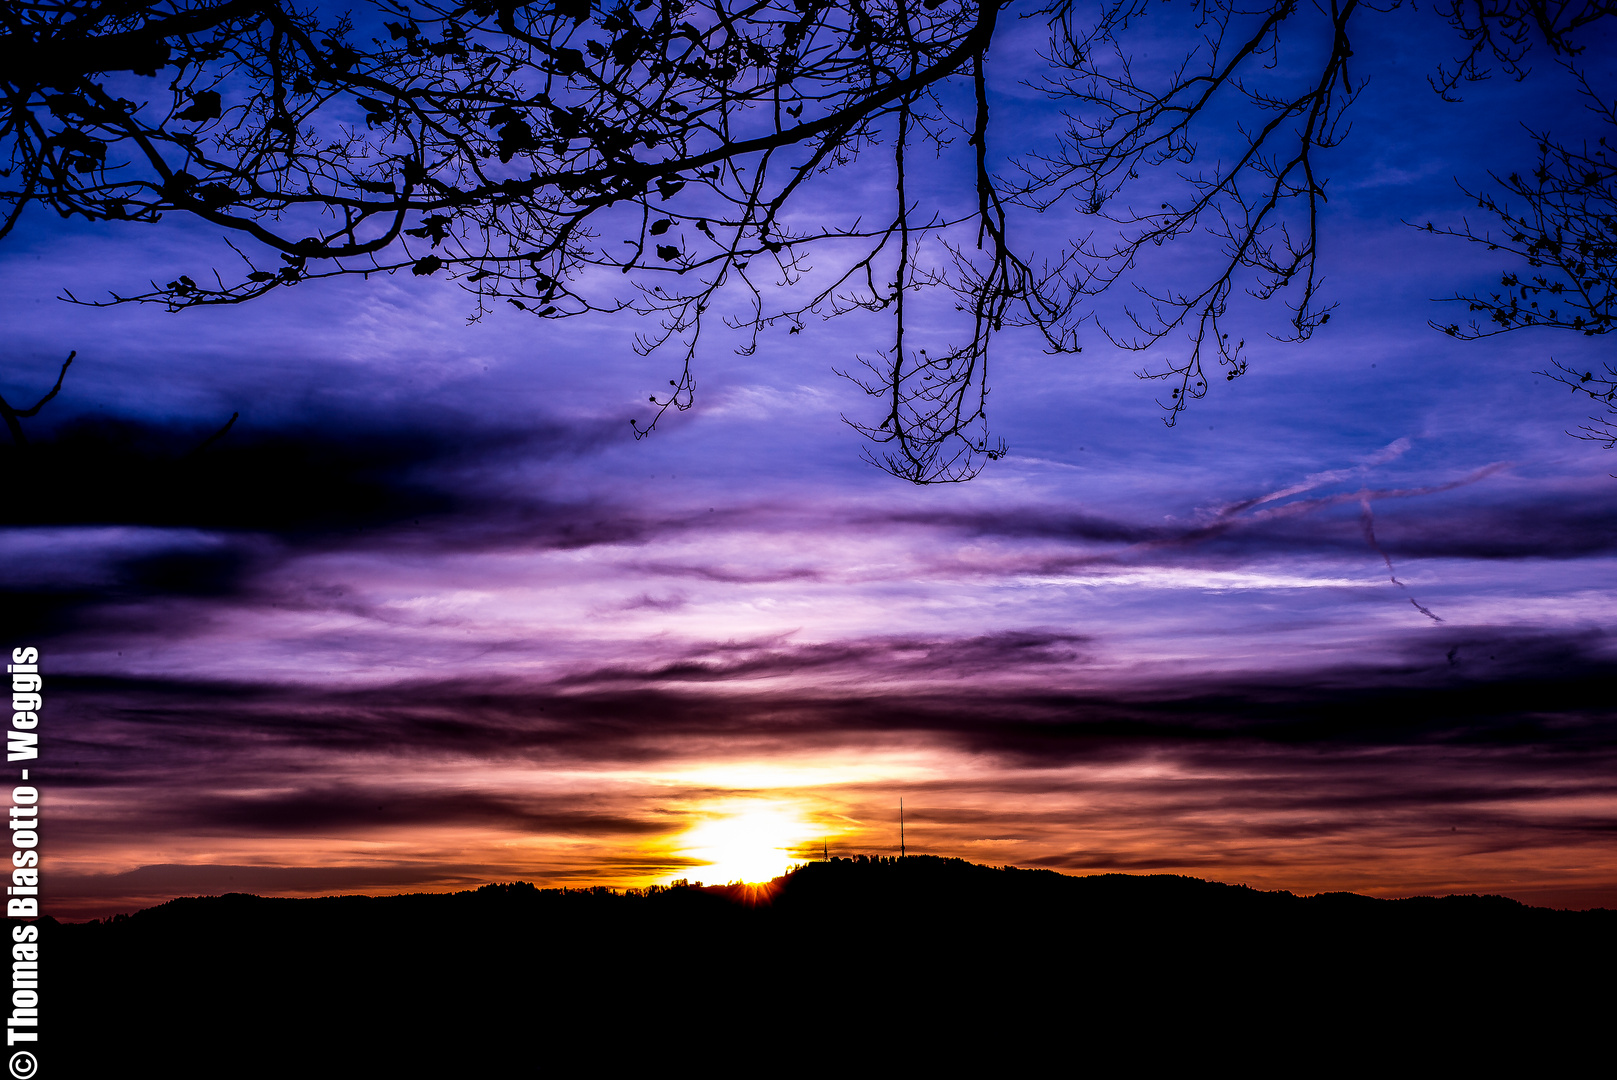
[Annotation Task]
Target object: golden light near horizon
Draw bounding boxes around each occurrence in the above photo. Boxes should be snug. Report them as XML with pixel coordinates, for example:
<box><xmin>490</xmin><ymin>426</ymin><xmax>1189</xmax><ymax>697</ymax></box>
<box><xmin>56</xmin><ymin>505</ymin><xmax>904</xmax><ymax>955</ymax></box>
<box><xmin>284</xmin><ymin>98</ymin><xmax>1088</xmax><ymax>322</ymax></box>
<box><xmin>673</xmin><ymin>803</ymin><xmax>818</xmax><ymax>885</ymax></box>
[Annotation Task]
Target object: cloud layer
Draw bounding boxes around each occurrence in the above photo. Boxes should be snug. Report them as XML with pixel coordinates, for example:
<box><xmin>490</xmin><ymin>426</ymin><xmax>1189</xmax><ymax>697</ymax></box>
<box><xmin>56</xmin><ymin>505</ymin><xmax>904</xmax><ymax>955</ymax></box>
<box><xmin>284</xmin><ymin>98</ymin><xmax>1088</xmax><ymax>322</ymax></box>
<box><xmin>4</xmin><ymin>11</ymin><xmax>1616</xmax><ymax>919</ymax></box>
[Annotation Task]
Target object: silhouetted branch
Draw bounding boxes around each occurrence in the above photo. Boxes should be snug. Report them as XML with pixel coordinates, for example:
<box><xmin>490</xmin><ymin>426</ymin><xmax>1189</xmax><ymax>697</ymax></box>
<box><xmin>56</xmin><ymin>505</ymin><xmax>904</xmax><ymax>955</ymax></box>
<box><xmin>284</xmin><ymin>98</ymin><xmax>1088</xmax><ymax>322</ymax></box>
<box><xmin>1421</xmin><ymin>61</ymin><xmax>1616</xmax><ymax>454</ymax></box>
<box><xmin>1007</xmin><ymin>0</ymin><xmax>1361</xmax><ymax>425</ymax></box>
<box><xmin>185</xmin><ymin>410</ymin><xmax>240</xmax><ymax>459</ymax></box>
<box><xmin>0</xmin><ymin>350</ymin><xmax>75</xmax><ymax>448</ymax></box>
<box><xmin>6</xmin><ymin>1</ymin><xmax>1616</xmax><ymax>474</ymax></box>
<box><xmin>1426</xmin><ymin>67</ymin><xmax>1616</xmax><ymax>340</ymax></box>
<box><xmin>1428</xmin><ymin>0</ymin><xmax>1617</xmax><ymax>100</ymax></box>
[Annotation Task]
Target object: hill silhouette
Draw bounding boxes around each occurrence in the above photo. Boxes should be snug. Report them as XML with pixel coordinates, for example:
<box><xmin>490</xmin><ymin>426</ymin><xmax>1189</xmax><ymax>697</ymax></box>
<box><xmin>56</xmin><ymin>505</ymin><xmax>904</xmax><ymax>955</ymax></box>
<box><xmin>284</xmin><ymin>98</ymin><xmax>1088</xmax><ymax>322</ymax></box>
<box><xmin>51</xmin><ymin>856</ymin><xmax>1614</xmax><ymax>1070</ymax></box>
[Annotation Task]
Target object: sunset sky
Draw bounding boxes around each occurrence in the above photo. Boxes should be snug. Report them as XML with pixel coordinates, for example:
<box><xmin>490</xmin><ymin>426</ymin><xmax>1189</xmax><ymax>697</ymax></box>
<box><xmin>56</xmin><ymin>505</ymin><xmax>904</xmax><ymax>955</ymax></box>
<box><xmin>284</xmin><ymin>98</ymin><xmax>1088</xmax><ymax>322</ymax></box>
<box><xmin>4</xmin><ymin>2</ymin><xmax>1615</xmax><ymax>920</ymax></box>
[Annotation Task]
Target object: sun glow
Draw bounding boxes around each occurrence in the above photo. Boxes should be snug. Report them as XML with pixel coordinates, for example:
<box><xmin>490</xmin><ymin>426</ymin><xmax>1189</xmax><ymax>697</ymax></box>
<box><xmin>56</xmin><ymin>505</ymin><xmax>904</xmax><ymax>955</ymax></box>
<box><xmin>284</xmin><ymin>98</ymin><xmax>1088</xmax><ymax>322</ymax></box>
<box><xmin>674</xmin><ymin>804</ymin><xmax>816</xmax><ymax>885</ymax></box>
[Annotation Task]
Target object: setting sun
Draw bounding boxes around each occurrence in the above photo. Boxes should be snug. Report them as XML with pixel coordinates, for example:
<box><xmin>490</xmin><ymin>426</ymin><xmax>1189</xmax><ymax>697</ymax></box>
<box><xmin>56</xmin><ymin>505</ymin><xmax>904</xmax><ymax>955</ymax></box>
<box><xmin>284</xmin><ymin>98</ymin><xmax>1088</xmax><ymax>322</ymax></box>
<box><xmin>674</xmin><ymin>804</ymin><xmax>816</xmax><ymax>885</ymax></box>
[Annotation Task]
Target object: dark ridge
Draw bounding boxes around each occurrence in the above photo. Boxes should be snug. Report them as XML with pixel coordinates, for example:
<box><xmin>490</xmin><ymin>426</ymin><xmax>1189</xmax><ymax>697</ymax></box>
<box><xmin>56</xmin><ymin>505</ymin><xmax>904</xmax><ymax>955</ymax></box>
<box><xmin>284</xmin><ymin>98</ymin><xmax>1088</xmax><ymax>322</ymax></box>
<box><xmin>48</xmin><ymin>856</ymin><xmax>1614</xmax><ymax>1069</ymax></box>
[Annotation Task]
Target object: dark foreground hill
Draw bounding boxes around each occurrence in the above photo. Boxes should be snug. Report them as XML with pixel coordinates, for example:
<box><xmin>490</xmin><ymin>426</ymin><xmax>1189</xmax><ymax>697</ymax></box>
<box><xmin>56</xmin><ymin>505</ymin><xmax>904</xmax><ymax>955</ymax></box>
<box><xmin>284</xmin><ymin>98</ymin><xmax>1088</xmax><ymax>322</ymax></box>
<box><xmin>50</xmin><ymin>856</ymin><xmax>1615</xmax><ymax>1071</ymax></box>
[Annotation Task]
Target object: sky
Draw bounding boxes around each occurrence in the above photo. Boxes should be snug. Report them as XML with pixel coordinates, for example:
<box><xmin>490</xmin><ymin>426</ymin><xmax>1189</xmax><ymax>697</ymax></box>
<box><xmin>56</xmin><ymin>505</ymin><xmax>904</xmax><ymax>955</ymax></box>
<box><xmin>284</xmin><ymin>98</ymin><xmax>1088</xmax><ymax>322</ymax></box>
<box><xmin>4</xmin><ymin>1</ymin><xmax>1616</xmax><ymax>919</ymax></box>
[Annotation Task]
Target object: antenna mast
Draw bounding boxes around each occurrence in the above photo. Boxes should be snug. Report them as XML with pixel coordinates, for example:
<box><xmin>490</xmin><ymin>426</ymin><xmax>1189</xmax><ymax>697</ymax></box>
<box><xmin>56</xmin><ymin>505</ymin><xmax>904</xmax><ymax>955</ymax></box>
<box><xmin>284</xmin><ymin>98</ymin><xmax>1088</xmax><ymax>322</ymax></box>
<box><xmin>900</xmin><ymin>798</ymin><xmax>905</xmax><ymax>858</ymax></box>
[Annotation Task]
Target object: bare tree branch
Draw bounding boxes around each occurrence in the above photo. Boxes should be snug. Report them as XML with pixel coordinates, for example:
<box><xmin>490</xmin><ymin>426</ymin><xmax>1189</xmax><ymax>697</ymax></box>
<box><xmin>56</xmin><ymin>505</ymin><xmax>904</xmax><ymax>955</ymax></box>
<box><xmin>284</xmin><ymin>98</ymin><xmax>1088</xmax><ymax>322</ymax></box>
<box><xmin>1423</xmin><ymin>62</ymin><xmax>1616</xmax><ymax>452</ymax></box>
<box><xmin>5</xmin><ymin>0</ymin><xmax>1615</xmax><ymax>475</ymax></box>
<box><xmin>0</xmin><ymin>350</ymin><xmax>75</xmax><ymax>448</ymax></box>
